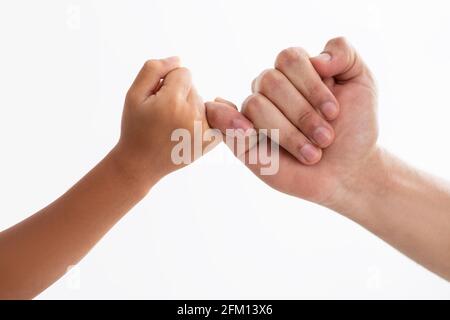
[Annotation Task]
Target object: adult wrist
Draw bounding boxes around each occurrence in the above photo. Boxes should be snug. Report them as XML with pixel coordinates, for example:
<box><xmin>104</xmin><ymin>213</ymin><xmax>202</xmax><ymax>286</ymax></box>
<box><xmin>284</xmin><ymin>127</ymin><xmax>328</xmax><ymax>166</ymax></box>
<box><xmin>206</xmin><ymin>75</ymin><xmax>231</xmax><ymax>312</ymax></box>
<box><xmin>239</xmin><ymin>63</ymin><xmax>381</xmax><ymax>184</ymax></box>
<box><xmin>327</xmin><ymin>147</ymin><xmax>394</xmax><ymax>223</ymax></box>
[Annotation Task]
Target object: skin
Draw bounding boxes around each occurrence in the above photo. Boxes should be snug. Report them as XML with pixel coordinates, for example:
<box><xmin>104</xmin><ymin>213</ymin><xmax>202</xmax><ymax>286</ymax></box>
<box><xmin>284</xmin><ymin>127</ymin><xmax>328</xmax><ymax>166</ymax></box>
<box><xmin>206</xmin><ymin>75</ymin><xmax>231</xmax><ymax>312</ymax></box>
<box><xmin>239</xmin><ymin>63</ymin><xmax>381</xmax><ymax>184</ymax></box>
<box><xmin>0</xmin><ymin>57</ymin><xmax>215</xmax><ymax>299</ymax></box>
<box><xmin>1</xmin><ymin>37</ymin><xmax>448</xmax><ymax>299</ymax></box>
<box><xmin>206</xmin><ymin>37</ymin><xmax>450</xmax><ymax>281</ymax></box>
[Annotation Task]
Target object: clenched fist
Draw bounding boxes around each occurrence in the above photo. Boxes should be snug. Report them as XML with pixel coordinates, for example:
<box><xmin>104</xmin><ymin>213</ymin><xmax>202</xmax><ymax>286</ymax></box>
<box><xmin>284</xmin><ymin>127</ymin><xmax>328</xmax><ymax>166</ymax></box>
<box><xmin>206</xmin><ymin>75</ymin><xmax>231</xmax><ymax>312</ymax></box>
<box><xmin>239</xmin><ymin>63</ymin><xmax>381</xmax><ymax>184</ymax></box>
<box><xmin>206</xmin><ymin>37</ymin><xmax>378</xmax><ymax>207</ymax></box>
<box><xmin>116</xmin><ymin>57</ymin><xmax>215</xmax><ymax>189</ymax></box>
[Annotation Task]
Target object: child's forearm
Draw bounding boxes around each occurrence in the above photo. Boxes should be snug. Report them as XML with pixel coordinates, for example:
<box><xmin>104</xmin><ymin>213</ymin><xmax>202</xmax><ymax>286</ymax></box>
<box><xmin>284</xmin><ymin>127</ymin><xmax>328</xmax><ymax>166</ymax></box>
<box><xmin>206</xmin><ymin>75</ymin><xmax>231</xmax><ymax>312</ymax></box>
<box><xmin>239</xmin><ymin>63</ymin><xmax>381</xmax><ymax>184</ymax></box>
<box><xmin>0</xmin><ymin>56</ymin><xmax>213</xmax><ymax>299</ymax></box>
<box><xmin>0</xmin><ymin>147</ymin><xmax>155</xmax><ymax>299</ymax></box>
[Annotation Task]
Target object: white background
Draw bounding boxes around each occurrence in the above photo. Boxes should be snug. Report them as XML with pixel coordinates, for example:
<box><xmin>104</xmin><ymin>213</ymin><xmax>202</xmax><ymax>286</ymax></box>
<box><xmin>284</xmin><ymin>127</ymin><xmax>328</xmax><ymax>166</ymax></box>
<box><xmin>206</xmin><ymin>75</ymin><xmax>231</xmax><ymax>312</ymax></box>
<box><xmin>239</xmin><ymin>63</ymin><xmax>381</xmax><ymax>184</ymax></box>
<box><xmin>1</xmin><ymin>0</ymin><xmax>450</xmax><ymax>299</ymax></box>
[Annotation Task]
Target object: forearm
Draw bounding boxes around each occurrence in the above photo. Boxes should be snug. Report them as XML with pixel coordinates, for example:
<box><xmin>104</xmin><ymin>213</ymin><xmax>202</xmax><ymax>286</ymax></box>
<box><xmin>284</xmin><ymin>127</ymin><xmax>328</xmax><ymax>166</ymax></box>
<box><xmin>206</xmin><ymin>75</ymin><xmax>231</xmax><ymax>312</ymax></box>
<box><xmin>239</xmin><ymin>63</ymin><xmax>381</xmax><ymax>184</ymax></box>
<box><xmin>0</xmin><ymin>146</ymin><xmax>155</xmax><ymax>299</ymax></box>
<box><xmin>334</xmin><ymin>148</ymin><xmax>450</xmax><ymax>280</ymax></box>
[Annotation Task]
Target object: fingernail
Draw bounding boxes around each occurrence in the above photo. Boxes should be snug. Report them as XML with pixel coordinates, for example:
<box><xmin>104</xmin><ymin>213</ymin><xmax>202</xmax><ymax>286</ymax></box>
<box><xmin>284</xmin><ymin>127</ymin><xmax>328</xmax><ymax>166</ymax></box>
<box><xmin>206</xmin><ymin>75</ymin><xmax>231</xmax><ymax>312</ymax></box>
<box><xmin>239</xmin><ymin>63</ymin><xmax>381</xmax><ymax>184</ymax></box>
<box><xmin>231</xmin><ymin>118</ymin><xmax>253</xmax><ymax>131</ymax></box>
<box><xmin>300</xmin><ymin>143</ymin><xmax>320</xmax><ymax>163</ymax></box>
<box><xmin>315</xmin><ymin>53</ymin><xmax>331</xmax><ymax>61</ymax></box>
<box><xmin>313</xmin><ymin>127</ymin><xmax>333</xmax><ymax>147</ymax></box>
<box><xmin>321</xmin><ymin>101</ymin><xmax>338</xmax><ymax>119</ymax></box>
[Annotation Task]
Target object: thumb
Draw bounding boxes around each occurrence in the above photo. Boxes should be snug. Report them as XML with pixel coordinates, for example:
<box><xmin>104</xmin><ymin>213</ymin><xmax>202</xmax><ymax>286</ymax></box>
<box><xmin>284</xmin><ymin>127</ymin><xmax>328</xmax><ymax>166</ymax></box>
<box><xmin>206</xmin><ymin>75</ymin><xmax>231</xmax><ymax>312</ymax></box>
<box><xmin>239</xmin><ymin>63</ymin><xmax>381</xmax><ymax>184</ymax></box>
<box><xmin>161</xmin><ymin>67</ymin><xmax>192</xmax><ymax>99</ymax></box>
<box><xmin>310</xmin><ymin>37</ymin><xmax>369</xmax><ymax>83</ymax></box>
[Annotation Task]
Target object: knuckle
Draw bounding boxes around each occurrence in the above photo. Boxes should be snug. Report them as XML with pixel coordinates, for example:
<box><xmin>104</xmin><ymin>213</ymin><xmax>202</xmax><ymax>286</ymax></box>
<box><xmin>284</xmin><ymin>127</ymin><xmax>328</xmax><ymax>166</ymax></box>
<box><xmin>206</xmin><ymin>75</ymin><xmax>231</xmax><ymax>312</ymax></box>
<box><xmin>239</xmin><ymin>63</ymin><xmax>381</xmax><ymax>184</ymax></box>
<box><xmin>143</xmin><ymin>59</ymin><xmax>161</xmax><ymax>72</ymax></box>
<box><xmin>176</xmin><ymin>66</ymin><xmax>191</xmax><ymax>76</ymax></box>
<box><xmin>283</xmin><ymin>131</ymin><xmax>310</xmax><ymax>159</ymax></box>
<box><xmin>241</xmin><ymin>94</ymin><xmax>264</xmax><ymax>117</ymax></box>
<box><xmin>125</xmin><ymin>90</ymin><xmax>139</xmax><ymax>105</ymax></box>
<box><xmin>327</xmin><ymin>36</ymin><xmax>348</xmax><ymax>49</ymax></box>
<box><xmin>275</xmin><ymin>47</ymin><xmax>308</xmax><ymax>69</ymax></box>
<box><xmin>297</xmin><ymin>110</ymin><xmax>315</xmax><ymax>127</ymax></box>
<box><xmin>308</xmin><ymin>81</ymin><xmax>326</xmax><ymax>99</ymax></box>
<box><xmin>171</xmin><ymin>67</ymin><xmax>192</xmax><ymax>83</ymax></box>
<box><xmin>257</xmin><ymin>69</ymin><xmax>283</xmax><ymax>93</ymax></box>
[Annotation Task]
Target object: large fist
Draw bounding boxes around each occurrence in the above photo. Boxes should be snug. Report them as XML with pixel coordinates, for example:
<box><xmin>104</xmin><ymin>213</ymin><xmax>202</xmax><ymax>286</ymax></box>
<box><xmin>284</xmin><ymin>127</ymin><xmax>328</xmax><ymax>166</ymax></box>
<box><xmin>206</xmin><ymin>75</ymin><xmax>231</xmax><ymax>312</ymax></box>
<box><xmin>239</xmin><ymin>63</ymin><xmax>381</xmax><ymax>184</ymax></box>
<box><xmin>206</xmin><ymin>37</ymin><xmax>379</xmax><ymax>207</ymax></box>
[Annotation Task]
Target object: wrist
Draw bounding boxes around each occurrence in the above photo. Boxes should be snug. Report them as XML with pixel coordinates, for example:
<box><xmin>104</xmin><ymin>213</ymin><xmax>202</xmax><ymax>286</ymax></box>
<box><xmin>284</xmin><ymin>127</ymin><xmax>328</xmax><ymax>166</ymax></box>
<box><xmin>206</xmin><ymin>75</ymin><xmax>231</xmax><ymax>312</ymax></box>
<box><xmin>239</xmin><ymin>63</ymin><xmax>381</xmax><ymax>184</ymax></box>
<box><xmin>328</xmin><ymin>147</ymin><xmax>394</xmax><ymax>222</ymax></box>
<box><xmin>108</xmin><ymin>144</ymin><xmax>164</xmax><ymax>198</ymax></box>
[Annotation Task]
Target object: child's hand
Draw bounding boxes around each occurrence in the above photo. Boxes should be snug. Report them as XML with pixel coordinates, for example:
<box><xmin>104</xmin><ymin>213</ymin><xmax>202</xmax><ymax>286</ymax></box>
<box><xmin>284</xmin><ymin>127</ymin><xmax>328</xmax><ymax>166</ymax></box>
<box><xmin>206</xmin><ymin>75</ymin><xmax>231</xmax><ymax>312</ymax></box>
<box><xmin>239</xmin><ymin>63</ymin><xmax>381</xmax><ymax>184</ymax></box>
<box><xmin>114</xmin><ymin>57</ymin><xmax>213</xmax><ymax>189</ymax></box>
<box><xmin>0</xmin><ymin>57</ymin><xmax>218</xmax><ymax>299</ymax></box>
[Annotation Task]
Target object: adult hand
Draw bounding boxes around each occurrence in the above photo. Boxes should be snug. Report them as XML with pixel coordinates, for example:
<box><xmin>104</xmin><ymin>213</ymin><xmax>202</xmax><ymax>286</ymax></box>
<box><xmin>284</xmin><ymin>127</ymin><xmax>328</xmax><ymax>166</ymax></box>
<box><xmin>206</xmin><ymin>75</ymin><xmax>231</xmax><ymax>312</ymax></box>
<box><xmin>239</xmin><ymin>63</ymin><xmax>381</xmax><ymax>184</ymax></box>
<box><xmin>207</xmin><ymin>38</ymin><xmax>450</xmax><ymax>281</ymax></box>
<box><xmin>206</xmin><ymin>37</ymin><xmax>378</xmax><ymax>207</ymax></box>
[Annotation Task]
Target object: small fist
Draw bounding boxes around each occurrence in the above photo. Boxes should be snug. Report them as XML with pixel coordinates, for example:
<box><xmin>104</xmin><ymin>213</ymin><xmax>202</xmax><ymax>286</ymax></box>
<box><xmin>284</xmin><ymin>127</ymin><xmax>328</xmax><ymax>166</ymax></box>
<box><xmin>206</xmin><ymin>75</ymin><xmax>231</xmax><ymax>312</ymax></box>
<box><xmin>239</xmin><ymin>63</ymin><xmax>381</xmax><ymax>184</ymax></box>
<box><xmin>116</xmin><ymin>57</ymin><xmax>213</xmax><ymax>186</ymax></box>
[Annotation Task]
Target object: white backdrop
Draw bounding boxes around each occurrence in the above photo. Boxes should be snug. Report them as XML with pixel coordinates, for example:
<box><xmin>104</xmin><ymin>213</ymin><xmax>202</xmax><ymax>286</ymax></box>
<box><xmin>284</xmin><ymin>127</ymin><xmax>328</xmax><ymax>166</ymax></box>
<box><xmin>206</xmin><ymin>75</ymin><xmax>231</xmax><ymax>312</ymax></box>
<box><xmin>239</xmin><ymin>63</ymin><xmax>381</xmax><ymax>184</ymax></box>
<box><xmin>1</xmin><ymin>0</ymin><xmax>450</xmax><ymax>299</ymax></box>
